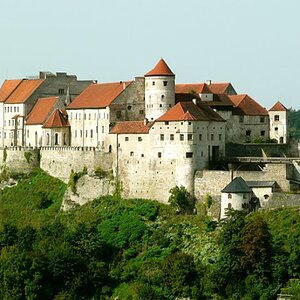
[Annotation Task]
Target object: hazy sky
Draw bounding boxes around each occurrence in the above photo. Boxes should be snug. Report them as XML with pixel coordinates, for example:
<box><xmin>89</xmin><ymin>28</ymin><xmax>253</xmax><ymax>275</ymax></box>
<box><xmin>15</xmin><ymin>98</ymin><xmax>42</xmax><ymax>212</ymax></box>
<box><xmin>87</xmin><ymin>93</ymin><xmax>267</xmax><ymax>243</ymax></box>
<box><xmin>0</xmin><ymin>0</ymin><xmax>299</xmax><ymax>109</ymax></box>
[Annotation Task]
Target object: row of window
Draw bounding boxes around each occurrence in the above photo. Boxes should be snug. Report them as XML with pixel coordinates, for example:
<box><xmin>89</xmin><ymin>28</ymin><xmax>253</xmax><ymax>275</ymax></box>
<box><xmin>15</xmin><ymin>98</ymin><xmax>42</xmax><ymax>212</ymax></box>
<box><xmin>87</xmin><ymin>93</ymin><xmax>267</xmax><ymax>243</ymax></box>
<box><xmin>159</xmin><ymin>133</ymin><xmax>222</xmax><ymax>142</ymax></box>
<box><xmin>239</xmin><ymin>116</ymin><xmax>266</xmax><ymax>123</ymax></box>
<box><xmin>146</xmin><ymin>103</ymin><xmax>172</xmax><ymax>108</ymax></box>
<box><xmin>74</xmin><ymin>126</ymin><xmax>105</xmax><ymax>138</ymax></box>
<box><xmin>4</xmin><ymin>106</ymin><xmax>20</xmax><ymax>113</ymax></box>
<box><xmin>4</xmin><ymin>119</ymin><xmax>21</xmax><ymax>127</ymax></box>
<box><xmin>146</xmin><ymin>80</ymin><xmax>170</xmax><ymax>87</ymax></box>
<box><xmin>69</xmin><ymin>112</ymin><xmax>109</xmax><ymax>121</ymax></box>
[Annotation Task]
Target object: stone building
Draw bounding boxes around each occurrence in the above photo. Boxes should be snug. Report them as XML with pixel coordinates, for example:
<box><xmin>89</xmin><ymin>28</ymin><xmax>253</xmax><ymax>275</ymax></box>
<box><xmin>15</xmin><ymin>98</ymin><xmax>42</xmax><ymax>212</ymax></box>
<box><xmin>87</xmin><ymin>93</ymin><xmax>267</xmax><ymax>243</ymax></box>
<box><xmin>0</xmin><ymin>72</ymin><xmax>92</xmax><ymax>147</ymax></box>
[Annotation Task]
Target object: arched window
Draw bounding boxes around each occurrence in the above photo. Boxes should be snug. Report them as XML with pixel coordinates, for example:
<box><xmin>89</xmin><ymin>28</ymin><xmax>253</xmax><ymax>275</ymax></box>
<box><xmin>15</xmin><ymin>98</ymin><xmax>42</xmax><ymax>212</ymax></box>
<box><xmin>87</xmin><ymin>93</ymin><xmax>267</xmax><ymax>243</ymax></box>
<box><xmin>55</xmin><ymin>133</ymin><xmax>59</xmax><ymax>145</ymax></box>
<box><xmin>228</xmin><ymin>193</ymin><xmax>232</xmax><ymax>199</ymax></box>
<box><xmin>46</xmin><ymin>133</ymin><xmax>50</xmax><ymax>145</ymax></box>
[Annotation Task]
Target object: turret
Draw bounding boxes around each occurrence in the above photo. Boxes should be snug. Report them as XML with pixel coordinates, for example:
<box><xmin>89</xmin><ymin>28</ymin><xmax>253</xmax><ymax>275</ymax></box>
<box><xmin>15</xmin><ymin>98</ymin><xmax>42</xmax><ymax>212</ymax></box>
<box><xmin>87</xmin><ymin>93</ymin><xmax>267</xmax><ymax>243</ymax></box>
<box><xmin>144</xmin><ymin>58</ymin><xmax>175</xmax><ymax>121</ymax></box>
<box><xmin>268</xmin><ymin>101</ymin><xmax>288</xmax><ymax>143</ymax></box>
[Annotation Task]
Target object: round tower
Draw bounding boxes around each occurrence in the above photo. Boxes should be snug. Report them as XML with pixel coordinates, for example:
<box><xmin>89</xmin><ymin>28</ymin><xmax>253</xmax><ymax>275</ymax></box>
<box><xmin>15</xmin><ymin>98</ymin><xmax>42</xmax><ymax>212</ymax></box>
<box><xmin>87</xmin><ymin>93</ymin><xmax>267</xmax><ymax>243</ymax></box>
<box><xmin>144</xmin><ymin>58</ymin><xmax>175</xmax><ymax>121</ymax></box>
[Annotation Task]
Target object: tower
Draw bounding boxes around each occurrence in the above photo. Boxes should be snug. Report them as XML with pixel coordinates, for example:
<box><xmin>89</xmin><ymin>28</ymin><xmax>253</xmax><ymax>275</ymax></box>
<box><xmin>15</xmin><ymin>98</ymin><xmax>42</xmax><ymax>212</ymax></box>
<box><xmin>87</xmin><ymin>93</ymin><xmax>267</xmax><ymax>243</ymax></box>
<box><xmin>269</xmin><ymin>101</ymin><xmax>288</xmax><ymax>143</ymax></box>
<box><xmin>144</xmin><ymin>58</ymin><xmax>175</xmax><ymax>121</ymax></box>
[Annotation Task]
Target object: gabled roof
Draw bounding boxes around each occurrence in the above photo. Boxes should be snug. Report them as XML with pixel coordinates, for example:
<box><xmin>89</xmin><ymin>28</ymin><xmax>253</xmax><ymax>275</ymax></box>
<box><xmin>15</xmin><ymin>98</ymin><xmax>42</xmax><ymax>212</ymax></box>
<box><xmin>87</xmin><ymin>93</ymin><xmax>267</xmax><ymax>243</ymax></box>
<box><xmin>26</xmin><ymin>97</ymin><xmax>57</xmax><ymax>125</ymax></box>
<box><xmin>269</xmin><ymin>101</ymin><xmax>288</xmax><ymax>112</ymax></box>
<box><xmin>145</xmin><ymin>58</ymin><xmax>175</xmax><ymax>77</ymax></box>
<box><xmin>157</xmin><ymin>101</ymin><xmax>224</xmax><ymax>122</ymax></box>
<box><xmin>229</xmin><ymin>94</ymin><xmax>268</xmax><ymax>116</ymax></box>
<box><xmin>110</xmin><ymin>121</ymin><xmax>154</xmax><ymax>134</ymax></box>
<box><xmin>222</xmin><ymin>177</ymin><xmax>252</xmax><ymax>193</ymax></box>
<box><xmin>5</xmin><ymin>79</ymin><xmax>44</xmax><ymax>104</ymax></box>
<box><xmin>67</xmin><ymin>81</ymin><xmax>132</xmax><ymax>109</ymax></box>
<box><xmin>43</xmin><ymin>109</ymin><xmax>70</xmax><ymax>128</ymax></box>
<box><xmin>207</xmin><ymin>82</ymin><xmax>236</xmax><ymax>94</ymax></box>
<box><xmin>0</xmin><ymin>80</ymin><xmax>23</xmax><ymax>102</ymax></box>
<box><xmin>175</xmin><ymin>83</ymin><xmax>212</xmax><ymax>94</ymax></box>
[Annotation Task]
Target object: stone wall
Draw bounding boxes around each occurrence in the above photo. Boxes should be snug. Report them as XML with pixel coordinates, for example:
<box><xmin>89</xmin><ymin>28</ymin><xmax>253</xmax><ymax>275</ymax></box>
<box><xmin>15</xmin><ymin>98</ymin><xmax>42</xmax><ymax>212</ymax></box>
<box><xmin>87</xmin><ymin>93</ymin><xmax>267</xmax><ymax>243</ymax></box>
<box><xmin>40</xmin><ymin>147</ymin><xmax>113</xmax><ymax>183</ymax></box>
<box><xmin>264</xmin><ymin>192</ymin><xmax>300</xmax><ymax>208</ymax></box>
<box><xmin>194</xmin><ymin>164</ymin><xmax>290</xmax><ymax>199</ymax></box>
<box><xmin>0</xmin><ymin>147</ymin><xmax>40</xmax><ymax>173</ymax></box>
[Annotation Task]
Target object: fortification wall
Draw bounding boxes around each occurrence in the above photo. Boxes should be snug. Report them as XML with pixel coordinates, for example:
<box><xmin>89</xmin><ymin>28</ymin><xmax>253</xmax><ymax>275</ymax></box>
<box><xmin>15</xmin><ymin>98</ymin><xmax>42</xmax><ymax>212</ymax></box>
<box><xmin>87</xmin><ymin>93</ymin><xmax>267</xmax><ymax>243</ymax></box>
<box><xmin>194</xmin><ymin>164</ymin><xmax>290</xmax><ymax>198</ymax></box>
<box><xmin>0</xmin><ymin>147</ymin><xmax>40</xmax><ymax>173</ymax></box>
<box><xmin>40</xmin><ymin>147</ymin><xmax>113</xmax><ymax>183</ymax></box>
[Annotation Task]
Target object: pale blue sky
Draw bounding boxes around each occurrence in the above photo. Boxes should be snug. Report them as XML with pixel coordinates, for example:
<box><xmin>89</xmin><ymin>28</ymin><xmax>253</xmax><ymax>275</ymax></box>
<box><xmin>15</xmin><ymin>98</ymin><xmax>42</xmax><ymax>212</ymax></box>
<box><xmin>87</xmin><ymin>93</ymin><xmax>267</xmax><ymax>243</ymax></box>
<box><xmin>0</xmin><ymin>0</ymin><xmax>299</xmax><ymax>109</ymax></box>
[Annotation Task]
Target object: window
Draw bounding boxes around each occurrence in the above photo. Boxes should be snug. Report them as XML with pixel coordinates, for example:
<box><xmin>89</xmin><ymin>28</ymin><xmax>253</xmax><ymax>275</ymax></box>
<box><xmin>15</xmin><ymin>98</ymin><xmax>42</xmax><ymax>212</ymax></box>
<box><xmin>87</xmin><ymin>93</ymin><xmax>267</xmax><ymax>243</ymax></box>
<box><xmin>188</xmin><ymin>122</ymin><xmax>191</xmax><ymax>125</ymax></box>
<box><xmin>14</xmin><ymin>107</ymin><xmax>16</xmax><ymax>112</ymax></box>
<box><xmin>139</xmin><ymin>110</ymin><xmax>144</xmax><ymax>115</ymax></box>
<box><xmin>89</xmin><ymin>114</ymin><xmax>91</xmax><ymax>120</ymax></box>
<box><xmin>160</xmin><ymin>134</ymin><xmax>164</xmax><ymax>141</ymax></box>
<box><xmin>180</xmin><ymin>134</ymin><xmax>184</xmax><ymax>141</ymax></box>
<box><xmin>27</xmin><ymin>130</ymin><xmax>29</xmax><ymax>138</ymax></box>
<box><xmin>170</xmin><ymin>134</ymin><xmax>174</xmax><ymax>141</ymax></box>
<box><xmin>261</xmin><ymin>130</ymin><xmax>265</xmax><ymax>136</ymax></box>
<box><xmin>239</xmin><ymin>115</ymin><xmax>244</xmax><ymax>123</ymax></box>
<box><xmin>211</xmin><ymin>134</ymin><xmax>214</xmax><ymax>141</ymax></box>
<box><xmin>127</xmin><ymin>105</ymin><xmax>132</xmax><ymax>110</ymax></box>
<box><xmin>80</xmin><ymin>130</ymin><xmax>83</xmax><ymax>137</ymax></box>
<box><xmin>130</xmin><ymin>151</ymin><xmax>134</xmax><ymax>156</ymax></box>
<box><xmin>165</xmin><ymin>121</ymin><xmax>169</xmax><ymax>125</ymax></box>
<box><xmin>161</xmin><ymin>95</ymin><xmax>165</xmax><ymax>99</ymax></box>
<box><xmin>54</xmin><ymin>133</ymin><xmax>59</xmax><ymax>145</ymax></box>
<box><xmin>116</xmin><ymin>111</ymin><xmax>121</xmax><ymax>119</ymax></box>
<box><xmin>228</xmin><ymin>203</ymin><xmax>232</xmax><ymax>209</ymax></box>
<box><xmin>46</xmin><ymin>133</ymin><xmax>50</xmax><ymax>145</ymax></box>
<box><xmin>187</xmin><ymin>134</ymin><xmax>193</xmax><ymax>141</ymax></box>
<box><xmin>186</xmin><ymin>152</ymin><xmax>193</xmax><ymax>158</ymax></box>
<box><xmin>246</xmin><ymin>130</ymin><xmax>251</xmax><ymax>136</ymax></box>
<box><xmin>90</xmin><ymin>130</ymin><xmax>93</xmax><ymax>138</ymax></box>
<box><xmin>260</xmin><ymin>116</ymin><xmax>265</xmax><ymax>123</ymax></box>
<box><xmin>274</xmin><ymin>115</ymin><xmax>279</xmax><ymax>121</ymax></box>
<box><xmin>125</xmin><ymin>137</ymin><xmax>129</xmax><ymax>141</ymax></box>
<box><xmin>199</xmin><ymin>134</ymin><xmax>202</xmax><ymax>141</ymax></box>
<box><xmin>138</xmin><ymin>136</ymin><xmax>142</xmax><ymax>142</ymax></box>
<box><xmin>275</xmin><ymin>127</ymin><xmax>278</xmax><ymax>131</ymax></box>
<box><xmin>58</xmin><ymin>88</ymin><xmax>64</xmax><ymax>95</ymax></box>
<box><xmin>219</xmin><ymin>134</ymin><xmax>222</xmax><ymax>141</ymax></box>
<box><xmin>228</xmin><ymin>193</ymin><xmax>232</xmax><ymax>199</ymax></box>
<box><xmin>163</xmin><ymin>81</ymin><xmax>168</xmax><ymax>86</ymax></box>
<box><xmin>102</xmin><ymin>126</ymin><xmax>104</xmax><ymax>133</ymax></box>
<box><xmin>152</xmin><ymin>81</ymin><xmax>155</xmax><ymax>86</ymax></box>
<box><xmin>158</xmin><ymin>152</ymin><xmax>161</xmax><ymax>158</ymax></box>
<box><xmin>159</xmin><ymin>104</ymin><xmax>162</xmax><ymax>108</ymax></box>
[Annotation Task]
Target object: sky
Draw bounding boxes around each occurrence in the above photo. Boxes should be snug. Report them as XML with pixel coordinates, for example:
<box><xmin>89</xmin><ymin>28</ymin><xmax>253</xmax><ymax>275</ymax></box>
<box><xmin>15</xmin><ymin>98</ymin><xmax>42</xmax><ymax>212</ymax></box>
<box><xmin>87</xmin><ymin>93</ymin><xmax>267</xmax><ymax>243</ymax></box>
<box><xmin>0</xmin><ymin>0</ymin><xmax>299</xmax><ymax>109</ymax></box>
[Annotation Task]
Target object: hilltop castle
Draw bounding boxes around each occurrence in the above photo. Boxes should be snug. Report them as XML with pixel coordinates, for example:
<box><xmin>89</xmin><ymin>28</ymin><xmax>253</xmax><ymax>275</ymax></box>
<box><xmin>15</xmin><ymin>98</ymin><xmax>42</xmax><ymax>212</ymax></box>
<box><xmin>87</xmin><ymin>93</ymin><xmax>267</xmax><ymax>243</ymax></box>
<box><xmin>0</xmin><ymin>59</ymin><xmax>293</xmax><ymax>206</ymax></box>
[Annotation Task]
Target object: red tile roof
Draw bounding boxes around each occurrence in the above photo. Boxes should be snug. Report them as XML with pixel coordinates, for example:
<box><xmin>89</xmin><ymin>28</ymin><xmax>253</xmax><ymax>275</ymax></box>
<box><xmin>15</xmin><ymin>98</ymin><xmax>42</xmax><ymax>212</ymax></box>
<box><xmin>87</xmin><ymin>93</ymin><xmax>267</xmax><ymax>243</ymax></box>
<box><xmin>157</xmin><ymin>101</ymin><xmax>225</xmax><ymax>122</ymax></box>
<box><xmin>175</xmin><ymin>83</ymin><xmax>212</xmax><ymax>94</ymax></box>
<box><xmin>229</xmin><ymin>94</ymin><xmax>268</xmax><ymax>116</ymax></box>
<box><xmin>145</xmin><ymin>58</ymin><xmax>175</xmax><ymax>77</ymax></box>
<box><xmin>26</xmin><ymin>97</ymin><xmax>57</xmax><ymax>125</ymax></box>
<box><xmin>269</xmin><ymin>101</ymin><xmax>288</xmax><ymax>111</ymax></box>
<box><xmin>5</xmin><ymin>79</ymin><xmax>44</xmax><ymax>104</ymax></box>
<box><xmin>110</xmin><ymin>121</ymin><xmax>154</xmax><ymax>134</ymax></box>
<box><xmin>43</xmin><ymin>109</ymin><xmax>70</xmax><ymax>128</ymax></box>
<box><xmin>206</xmin><ymin>82</ymin><xmax>234</xmax><ymax>94</ymax></box>
<box><xmin>67</xmin><ymin>81</ymin><xmax>132</xmax><ymax>109</ymax></box>
<box><xmin>0</xmin><ymin>80</ymin><xmax>23</xmax><ymax>102</ymax></box>
<box><xmin>203</xmin><ymin>94</ymin><xmax>235</xmax><ymax>107</ymax></box>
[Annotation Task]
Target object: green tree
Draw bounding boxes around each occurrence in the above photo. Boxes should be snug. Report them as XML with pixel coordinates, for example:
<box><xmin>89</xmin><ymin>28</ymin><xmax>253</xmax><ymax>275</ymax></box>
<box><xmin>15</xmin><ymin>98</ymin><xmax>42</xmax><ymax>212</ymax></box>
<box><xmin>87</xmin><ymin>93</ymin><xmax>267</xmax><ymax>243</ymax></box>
<box><xmin>168</xmin><ymin>186</ymin><xmax>194</xmax><ymax>213</ymax></box>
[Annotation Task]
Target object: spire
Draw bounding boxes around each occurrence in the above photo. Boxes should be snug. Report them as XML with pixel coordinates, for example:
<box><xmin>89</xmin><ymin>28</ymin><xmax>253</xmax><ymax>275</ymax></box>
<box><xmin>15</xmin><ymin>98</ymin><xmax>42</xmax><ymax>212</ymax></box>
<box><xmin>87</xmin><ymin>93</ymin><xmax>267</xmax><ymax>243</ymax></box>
<box><xmin>145</xmin><ymin>58</ymin><xmax>175</xmax><ymax>77</ymax></box>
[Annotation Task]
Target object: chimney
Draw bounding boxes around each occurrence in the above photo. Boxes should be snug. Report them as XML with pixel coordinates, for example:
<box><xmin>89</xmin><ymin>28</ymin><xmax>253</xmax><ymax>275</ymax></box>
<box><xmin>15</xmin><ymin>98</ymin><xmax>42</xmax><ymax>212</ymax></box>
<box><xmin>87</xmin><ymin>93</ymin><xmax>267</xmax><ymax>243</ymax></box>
<box><xmin>206</xmin><ymin>80</ymin><xmax>212</xmax><ymax>85</ymax></box>
<box><xmin>192</xmin><ymin>98</ymin><xmax>197</xmax><ymax>105</ymax></box>
<box><xmin>144</xmin><ymin>118</ymin><xmax>148</xmax><ymax>125</ymax></box>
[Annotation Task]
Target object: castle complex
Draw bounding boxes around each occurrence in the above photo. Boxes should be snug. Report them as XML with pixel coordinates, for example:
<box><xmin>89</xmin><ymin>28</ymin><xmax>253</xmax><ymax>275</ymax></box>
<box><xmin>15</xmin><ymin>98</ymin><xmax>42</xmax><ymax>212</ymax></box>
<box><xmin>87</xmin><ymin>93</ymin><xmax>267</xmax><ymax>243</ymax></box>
<box><xmin>0</xmin><ymin>59</ymin><xmax>296</xmax><ymax>213</ymax></box>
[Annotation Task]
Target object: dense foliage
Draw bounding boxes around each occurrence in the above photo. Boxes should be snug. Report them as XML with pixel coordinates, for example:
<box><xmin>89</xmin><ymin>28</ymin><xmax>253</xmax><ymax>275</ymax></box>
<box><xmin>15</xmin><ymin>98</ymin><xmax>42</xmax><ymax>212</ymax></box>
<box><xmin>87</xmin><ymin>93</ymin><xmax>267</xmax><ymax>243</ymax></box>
<box><xmin>0</xmin><ymin>170</ymin><xmax>300</xmax><ymax>299</ymax></box>
<box><xmin>289</xmin><ymin>108</ymin><xmax>300</xmax><ymax>140</ymax></box>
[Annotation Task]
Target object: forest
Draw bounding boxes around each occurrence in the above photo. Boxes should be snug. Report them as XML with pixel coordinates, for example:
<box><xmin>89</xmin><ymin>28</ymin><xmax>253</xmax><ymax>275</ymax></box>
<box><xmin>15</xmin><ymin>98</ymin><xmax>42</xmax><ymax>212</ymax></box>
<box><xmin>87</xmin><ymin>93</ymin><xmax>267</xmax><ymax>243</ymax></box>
<box><xmin>0</xmin><ymin>169</ymin><xmax>300</xmax><ymax>299</ymax></box>
<box><xmin>289</xmin><ymin>108</ymin><xmax>300</xmax><ymax>140</ymax></box>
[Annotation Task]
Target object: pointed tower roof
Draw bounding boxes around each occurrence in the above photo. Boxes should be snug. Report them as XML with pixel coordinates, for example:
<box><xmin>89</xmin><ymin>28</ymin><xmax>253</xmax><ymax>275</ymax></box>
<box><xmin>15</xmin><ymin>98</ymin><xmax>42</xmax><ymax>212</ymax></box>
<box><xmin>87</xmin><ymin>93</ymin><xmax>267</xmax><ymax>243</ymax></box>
<box><xmin>269</xmin><ymin>101</ymin><xmax>288</xmax><ymax>112</ymax></box>
<box><xmin>145</xmin><ymin>58</ymin><xmax>175</xmax><ymax>77</ymax></box>
<box><xmin>221</xmin><ymin>177</ymin><xmax>252</xmax><ymax>193</ymax></box>
<box><xmin>43</xmin><ymin>109</ymin><xmax>70</xmax><ymax>128</ymax></box>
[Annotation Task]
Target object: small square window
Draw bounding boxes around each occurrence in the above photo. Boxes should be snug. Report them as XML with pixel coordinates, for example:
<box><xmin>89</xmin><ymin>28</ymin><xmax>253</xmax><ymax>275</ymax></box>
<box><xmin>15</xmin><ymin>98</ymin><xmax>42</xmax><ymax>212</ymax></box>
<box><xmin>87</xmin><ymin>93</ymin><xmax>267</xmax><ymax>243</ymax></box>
<box><xmin>260</xmin><ymin>116</ymin><xmax>265</xmax><ymax>123</ymax></box>
<box><xmin>261</xmin><ymin>130</ymin><xmax>265</xmax><ymax>136</ymax></box>
<box><xmin>274</xmin><ymin>115</ymin><xmax>279</xmax><ymax>121</ymax></box>
<box><xmin>58</xmin><ymin>88</ymin><xmax>64</xmax><ymax>95</ymax></box>
<box><xmin>138</xmin><ymin>137</ymin><xmax>142</xmax><ymax>142</ymax></box>
<box><xmin>163</xmin><ymin>81</ymin><xmax>168</xmax><ymax>86</ymax></box>
<box><xmin>186</xmin><ymin>152</ymin><xmax>193</xmax><ymax>158</ymax></box>
<box><xmin>130</xmin><ymin>151</ymin><xmax>134</xmax><ymax>156</ymax></box>
<box><xmin>125</xmin><ymin>137</ymin><xmax>129</xmax><ymax>141</ymax></box>
<box><xmin>165</xmin><ymin>121</ymin><xmax>169</xmax><ymax>125</ymax></box>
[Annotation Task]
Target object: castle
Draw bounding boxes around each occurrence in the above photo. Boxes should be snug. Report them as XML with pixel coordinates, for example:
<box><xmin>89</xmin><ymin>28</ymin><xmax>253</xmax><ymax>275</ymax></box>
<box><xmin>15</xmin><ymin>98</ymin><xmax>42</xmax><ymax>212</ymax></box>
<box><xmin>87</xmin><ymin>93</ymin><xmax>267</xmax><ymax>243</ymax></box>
<box><xmin>0</xmin><ymin>59</ymin><xmax>295</xmax><ymax>213</ymax></box>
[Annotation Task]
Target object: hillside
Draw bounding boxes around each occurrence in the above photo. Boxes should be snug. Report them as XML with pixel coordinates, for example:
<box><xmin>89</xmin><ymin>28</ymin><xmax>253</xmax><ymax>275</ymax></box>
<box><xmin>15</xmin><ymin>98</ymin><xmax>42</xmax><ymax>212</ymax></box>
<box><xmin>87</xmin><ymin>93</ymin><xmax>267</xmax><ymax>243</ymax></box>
<box><xmin>0</xmin><ymin>169</ymin><xmax>299</xmax><ymax>299</ymax></box>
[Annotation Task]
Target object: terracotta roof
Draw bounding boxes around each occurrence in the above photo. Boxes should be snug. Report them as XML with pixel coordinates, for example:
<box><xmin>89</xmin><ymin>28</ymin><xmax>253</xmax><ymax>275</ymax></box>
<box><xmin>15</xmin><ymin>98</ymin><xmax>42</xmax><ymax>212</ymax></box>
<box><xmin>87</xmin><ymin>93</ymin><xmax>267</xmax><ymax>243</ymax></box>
<box><xmin>67</xmin><ymin>81</ymin><xmax>132</xmax><ymax>109</ymax></box>
<box><xmin>0</xmin><ymin>80</ymin><xmax>23</xmax><ymax>102</ymax></box>
<box><xmin>26</xmin><ymin>97</ymin><xmax>58</xmax><ymax>125</ymax></box>
<box><xmin>110</xmin><ymin>121</ymin><xmax>154</xmax><ymax>134</ymax></box>
<box><xmin>43</xmin><ymin>109</ymin><xmax>70</xmax><ymax>128</ymax></box>
<box><xmin>157</xmin><ymin>101</ymin><xmax>224</xmax><ymax>122</ymax></box>
<box><xmin>5</xmin><ymin>79</ymin><xmax>44</xmax><ymax>104</ymax></box>
<box><xmin>222</xmin><ymin>177</ymin><xmax>252</xmax><ymax>193</ymax></box>
<box><xmin>145</xmin><ymin>58</ymin><xmax>175</xmax><ymax>77</ymax></box>
<box><xmin>269</xmin><ymin>101</ymin><xmax>288</xmax><ymax>112</ymax></box>
<box><xmin>207</xmin><ymin>82</ymin><xmax>234</xmax><ymax>94</ymax></box>
<box><xmin>175</xmin><ymin>83</ymin><xmax>212</xmax><ymax>94</ymax></box>
<box><xmin>229</xmin><ymin>94</ymin><xmax>268</xmax><ymax>116</ymax></box>
<box><xmin>203</xmin><ymin>94</ymin><xmax>235</xmax><ymax>107</ymax></box>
